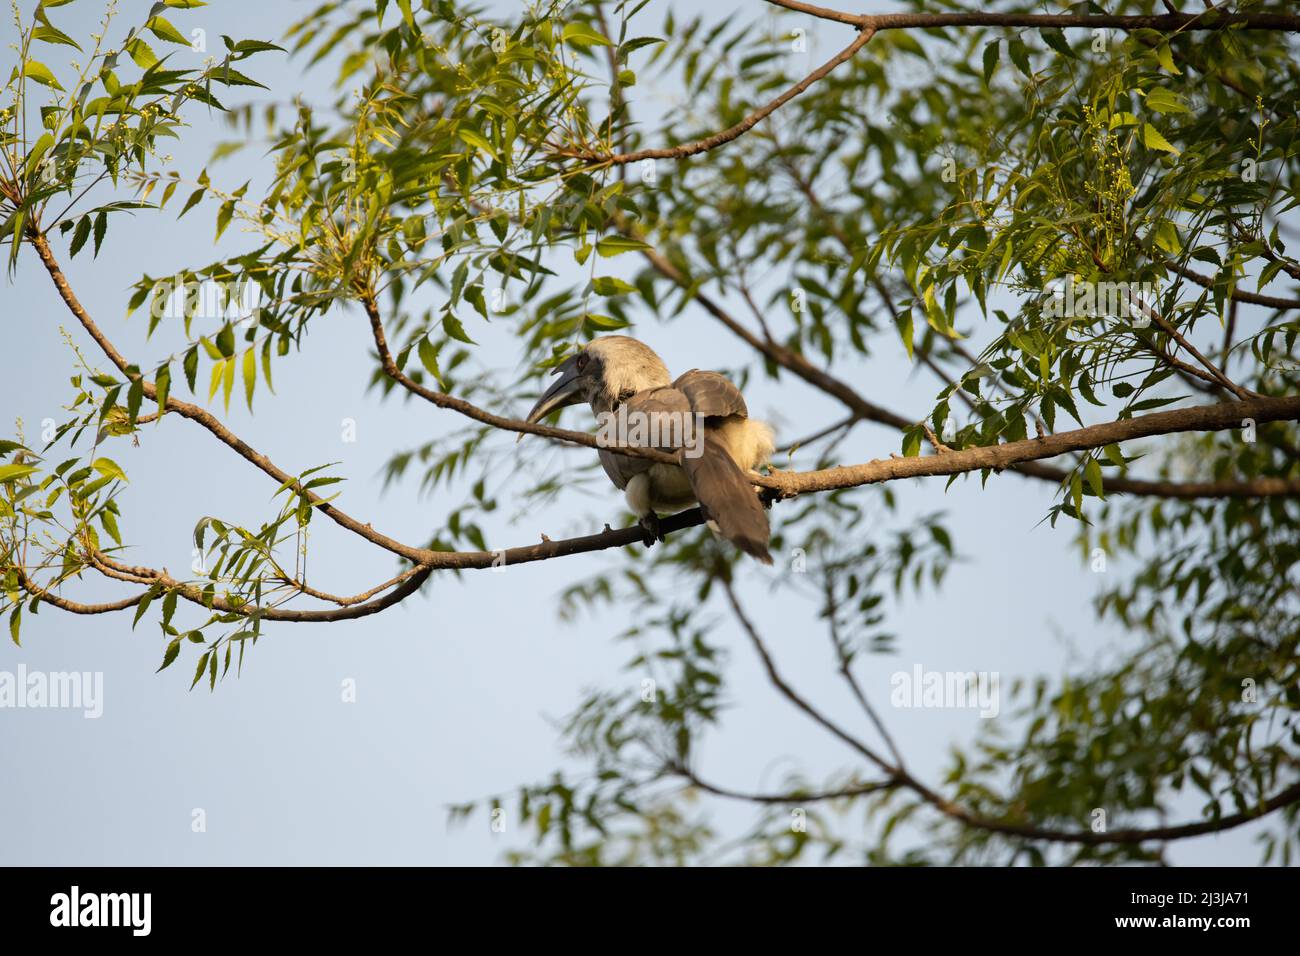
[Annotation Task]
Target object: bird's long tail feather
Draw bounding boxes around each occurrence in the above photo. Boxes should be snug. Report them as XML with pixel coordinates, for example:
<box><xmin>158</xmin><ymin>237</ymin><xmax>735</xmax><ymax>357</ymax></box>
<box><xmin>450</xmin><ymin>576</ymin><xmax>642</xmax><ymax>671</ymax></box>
<box><xmin>681</xmin><ymin>434</ymin><xmax>772</xmax><ymax>564</ymax></box>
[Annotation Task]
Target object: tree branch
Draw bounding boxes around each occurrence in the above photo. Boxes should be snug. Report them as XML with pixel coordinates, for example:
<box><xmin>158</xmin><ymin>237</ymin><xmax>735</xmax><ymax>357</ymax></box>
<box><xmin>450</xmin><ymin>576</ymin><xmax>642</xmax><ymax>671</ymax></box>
<box><xmin>567</xmin><ymin>2</ymin><xmax>1300</xmax><ymax>168</ymax></box>
<box><xmin>721</xmin><ymin>565</ymin><xmax>1300</xmax><ymax>846</ymax></box>
<box><xmin>765</xmin><ymin>1</ymin><xmax>1300</xmax><ymax>33</ymax></box>
<box><xmin>752</xmin><ymin>394</ymin><xmax>1300</xmax><ymax>497</ymax></box>
<box><xmin>556</xmin><ymin>26</ymin><xmax>877</xmax><ymax>166</ymax></box>
<box><xmin>1167</xmin><ymin>259</ymin><xmax>1300</xmax><ymax>312</ymax></box>
<box><xmin>27</xmin><ymin>228</ymin><xmax>439</xmax><ymax>566</ymax></box>
<box><xmin>619</xmin><ymin>214</ymin><xmax>1300</xmax><ymax>498</ymax></box>
<box><xmin>361</xmin><ymin>295</ymin><xmax>675</xmax><ymax>465</ymax></box>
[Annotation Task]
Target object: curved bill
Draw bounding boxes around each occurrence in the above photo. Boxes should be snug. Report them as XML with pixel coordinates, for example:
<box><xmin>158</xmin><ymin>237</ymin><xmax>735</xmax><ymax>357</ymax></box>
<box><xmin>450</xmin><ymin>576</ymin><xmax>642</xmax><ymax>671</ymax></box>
<box><xmin>523</xmin><ymin>355</ymin><xmax>584</xmax><ymax>431</ymax></box>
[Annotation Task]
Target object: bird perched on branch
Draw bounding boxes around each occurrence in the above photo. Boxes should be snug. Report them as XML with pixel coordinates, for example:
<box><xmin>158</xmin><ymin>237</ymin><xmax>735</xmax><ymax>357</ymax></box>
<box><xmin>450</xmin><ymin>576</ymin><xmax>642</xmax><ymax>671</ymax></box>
<box><xmin>523</xmin><ymin>336</ymin><xmax>775</xmax><ymax>563</ymax></box>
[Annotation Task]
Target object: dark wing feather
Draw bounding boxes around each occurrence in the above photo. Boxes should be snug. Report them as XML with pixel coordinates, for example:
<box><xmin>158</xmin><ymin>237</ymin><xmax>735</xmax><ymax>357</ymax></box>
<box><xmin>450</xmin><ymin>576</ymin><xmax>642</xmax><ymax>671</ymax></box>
<box><xmin>681</xmin><ymin>433</ymin><xmax>772</xmax><ymax>564</ymax></box>
<box><xmin>597</xmin><ymin>386</ymin><xmax>690</xmax><ymax>489</ymax></box>
<box><xmin>672</xmin><ymin>370</ymin><xmax>748</xmax><ymax>419</ymax></box>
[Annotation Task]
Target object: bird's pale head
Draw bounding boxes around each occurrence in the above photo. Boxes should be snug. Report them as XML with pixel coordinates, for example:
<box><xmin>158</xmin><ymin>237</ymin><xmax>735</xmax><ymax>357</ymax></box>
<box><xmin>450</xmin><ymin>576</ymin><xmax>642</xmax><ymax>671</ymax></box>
<box><xmin>524</xmin><ymin>336</ymin><xmax>671</xmax><ymax>424</ymax></box>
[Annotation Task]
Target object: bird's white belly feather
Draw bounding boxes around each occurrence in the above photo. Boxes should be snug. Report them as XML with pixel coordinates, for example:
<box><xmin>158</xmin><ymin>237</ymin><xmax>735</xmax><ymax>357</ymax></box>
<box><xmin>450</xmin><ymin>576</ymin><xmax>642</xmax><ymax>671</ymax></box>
<box><xmin>625</xmin><ymin>465</ymin><xmax>696</xmax><ymax>516</ymax></box>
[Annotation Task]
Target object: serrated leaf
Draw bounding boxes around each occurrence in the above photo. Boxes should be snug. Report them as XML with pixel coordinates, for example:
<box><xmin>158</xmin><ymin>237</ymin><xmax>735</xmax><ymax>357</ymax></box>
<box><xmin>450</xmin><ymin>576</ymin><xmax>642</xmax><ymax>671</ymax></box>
<box><xmin>595</xmin><ymin>235</ymin><xmax>649</xmax><ymax>257</ymax></box>
<box><xmin>895</xmin><ymin>307</ymin><xmax>915</xmax><ymax>360</ymax></box>
<box><xmin>69</xmin><ymin>216</ymin><xmax>91</xmax><ymax>257</ymax></box>
<box><xmin>563</xmin><ymin>21</ymin><xmax>612</xmax><ymax>47</ymax></box>
<box><xmin>23</xmin><ymin>59</ymin><xmax>63</xmax><ymax>90</ymax></box>
<box><xmin>0</xmin><ymin>463</ymin><xmax>37</xmax><ymax>483</ymax></box>
<box><xmin>457</xmin><ymin>128</ymin><xmax>496</xmax><ymax>160</ymax></box>
<box><xmin>178</xmin><ymin>187</ymin><xmax>204</xmax><ymax>218</ymax></box>
<box><xmin>91</xmin><ymin>457</ymin><xmax>127</xmax><ymax>481</ymax></box>
<box><xmin>417</xmin><ymin>336</ymin><xmax>443</xmax><ymax>385</ymax></box>
<box><xmin>155</xmin><ymin>363</ymin><xmax>171</xmax><ymax>415</ymax></box>
<box><xmin>125</xmin><ymin>37</ymin><xmax>159</xmax><ymax>70</ymax></box>
<box><xmin>1154</xmin><ymin>42</ymin><xmax>1181</xmax><ymax>75</ymax></box>
<box><xmin>146</xmin><ymin>16</ymin><xmax>190</xmax><ymax>45</ymax></box>
<box><xmin>1144</xmin><ymin>88</ymin><xmax>1189</xmax><ymax>114</ymax></box>
<box><xmin>242</xmin><ymin>348</ymin><xmax>256</xmax><ymax>411</ymax></box>
<box><xmin>190</xmin><ymin>650</ymin><xmax>210</xmax><ymax>688</ymax></box>
<box><xmin>1007</xmin><ymin>37</ymin><xmax>1031</xmax><ymax>78</ymax></box>
<box><xmin>92</xmin><ymin>210</ymin><xmax>106</xmax><ymax>257</ymax></box>
<box><xmin>982</xmin><ymin>40</ymin><xmax>1000</xmax><ymax>86</ymax></box>
<box><xmin>443</xmin><ymin>312</ymin><xmax>477</xmax><ymax>345</ymax></box>
<box><xmin>32</xmin><ymin>24</ymin><xmax>82</xmax><ymax>50</ymax></box>
<box><xmin>158</xmin><ymin>639</ymin><xmax>181</xmax><ymax>672</ymax></box>
<box><xmin>592</xmin><ymin>276</ymin><xmax>636</xmax><ymax>296</ymax></box>
<box><xmin>1038</xmin><ymin>28</ymin><xmax>1075</xmax><ymax>59</ymax></box>
<box><xmin>1142</xmin><ymin>123</ymin><xmax>1179</xmax><ymax>154</ymax></box>
<box><xmin>1084</xmin><ymin>458</ymin><xmax>1104</xmax><ymax>499</ymax></box>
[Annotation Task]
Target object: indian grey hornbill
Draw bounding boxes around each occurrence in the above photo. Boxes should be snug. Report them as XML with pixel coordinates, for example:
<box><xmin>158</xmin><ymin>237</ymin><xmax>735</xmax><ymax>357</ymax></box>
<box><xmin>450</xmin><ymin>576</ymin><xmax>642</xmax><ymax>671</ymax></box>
<box><xmin>523</xmin><ymin>336</ymin><xmax>775</xmax><ymax>563</ymax></box>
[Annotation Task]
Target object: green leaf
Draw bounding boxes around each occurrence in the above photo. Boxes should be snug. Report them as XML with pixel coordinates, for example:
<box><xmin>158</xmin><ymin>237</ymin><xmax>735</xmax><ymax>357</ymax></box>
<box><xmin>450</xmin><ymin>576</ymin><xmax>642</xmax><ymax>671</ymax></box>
<box><xmin>157</xmin><ymin>638</ymin><xmax>181</xmax><ymax>673</ymax></box>
<box><xmin>902</xmin><ymin>427</ymin><xmax>922</xmax><ymax>458</ymax></box>
<box><xmin>582</xmin><ymin>313</ymin><xmax>630</xmax><ymax>331</ymax></box>
<box><xmin>183</xmin><ymin>347</ymin><xmax>199</xmax><ymax>392</ymax></box>
<box><xmin>155</xmin><ymin>363</ymin><xmax>171</xmax><ymax>415</ymax></box>
<box><xmin>91</xmin><ymin>457</ymin><xmax>127</xmax><ymax>481</ymax></box>
<box><xmin>620</xmin><ymin>36</ymin><xmax>664</xmax><ymax>56</ymax></box>
<box><xmin>23</xmin><ymin>59</ymin><xmax>63</xmax><ymax>90</ymax></box>
<box><xmin>32</xmin><ymin>24</ymin><xmax>82</xmax><ymax>50</ymax></box>
<box><xmin>443</xmin><ymin>312</ymin><xmax>477</xmax><ymax>345</ymax></box>
<box><xmin>190</xmin><ymin>650</ymin><xmax>210</xmax><ymax>689</ymax></box>
<box><xmin>1142</xmin><ymin>123</ymin><xmax>1179</xmax><ymax>154</ymax></box>
<box><xmin>1144</xmin><ymin>88</ymin><xmax>1189</xmax><ymax>114</ymax></box>
<box><xmin>1084</xmin><ymin>458</ymin><xmax>1104</xmax><ymax>499</ymax></box>
<box><xmin>595</xmin><ymin>236</ymin><xmax>650</xmax><ymax>257</ymax></box>
<box><xmin>178</xmin><ymin>187</ymin><xmax>205</xmax><ymax>218</ymax></box>
<box><xmin>8</xmin><ymin>607</ymin><xmax>20</xmax><ymax>648</ymax></box>
<box><xmin>208</xmin><ymin>357</ymin><xmax>226</xmax><ymax>402</ymax></box>
<box><xmin>24</xmin><ymin>133</ymin><xmax>55</xmax><ymax>180</ymax></box>
<box><xmin>1007</xmin><ymin>38</ymin><xmax>1031</xmax><ymax>79</ymax></box>
<box><xmin>563</xmin><ymin>21</ymin><xmax>613</xmax><ymax>47</ymax></box>
<box><xmin>215</xmin><ymin>199</ymin><xmax>234</xmax><ymax>241</ymax></box>
<box><xmin>125</xmin><ymin>37</ymin><xmax>159</xmax><ymax>70</ymax></box>
<box><xmin>69</xmin><ymin>216</ymin><xmax>91</xmax><ymax>257</ymax></box>
<box><xmin>127</xmin><ymin>378</ymin><xmax>144</xmax><ymax>424</ymax></box>
<box><xmin>146</xmin><ymin>16</ymin><xmax>190</xmax><ymax>46</ymax></box>
<box><xmin>592</xmin><ymin>276</ymin><xmax>637</xmax><ymax>296</ymax></box>
<box><xmin>981</xmin><ymin>40</ymin><xmax>1000</xmax><ymax>86</ymax></box>
<box><xmin>242</xmin><ymin>348</ymin><xmax>256</xmax><ymax>411</ymax></box>
<box><xmin>100</xmin><ymin>508</ymin><xmax>122</xmax><ymax>546</ymax></box>
<box><xmin>1154</xmin><ymin>42</ymin><xmax>1181</xmax><ymax>76</ymax></box>
<box><xmin>457</xmin><ymin>128</ymin><xmax>497</xmax><ymax>160</ymax></box>
<box><xmin>895</xmin><ymin>307</ymin><xmax>915</xmax><ymax>360</ymax></box>
<box><xmin>1038</xmin><ymin>28</ymin><xmax>1075</xmax><ymax>59</ymax></box>
<box><xmin>417</xmin><ymin>336</ymin><xmax>443</xmax><ymax>385</ymax></box>
<box><xmin>92</xmin><ymin>210</ymin><xmax>106</xmax><ymax>257</ymax></box>
<box><xmin>221</xmin><ymin>353</ymin><xmax>235</xmax><ymax>410</ymax></box>
<box><xmin>0</xmin><ymin>463</ymin><xmax>38</xmax><ymax>483</ymax></box>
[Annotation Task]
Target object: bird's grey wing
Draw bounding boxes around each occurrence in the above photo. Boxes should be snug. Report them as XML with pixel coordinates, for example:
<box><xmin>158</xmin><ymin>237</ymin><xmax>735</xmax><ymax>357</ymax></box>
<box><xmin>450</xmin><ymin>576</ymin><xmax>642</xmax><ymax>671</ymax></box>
<box><xmin>598</xmin><ymin>387</ymin><xmax>691</xmax><ymax>488</ymax></box>
<box><xmin>672</xmin><ymin>369</ymin><xmax>749</xmax><ymax>419</ymax></box>
<box><xmin>681</xmin><ymin>433</ymin><xmax>772</xmax><ymax>564</ymax></box>
<box><xmin>659</xmin><ymin>379</ymin><xmax>771</xmax><ymax>562</ymax></box>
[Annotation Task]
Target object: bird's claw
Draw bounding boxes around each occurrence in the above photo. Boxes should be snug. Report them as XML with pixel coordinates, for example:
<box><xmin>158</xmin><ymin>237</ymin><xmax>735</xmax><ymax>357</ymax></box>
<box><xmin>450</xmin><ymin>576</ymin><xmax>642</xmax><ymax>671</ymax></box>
<box><xmin>638</xmin><ymin>513</ymin><xmax>665</xmax><ymax>547</ymax></box>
